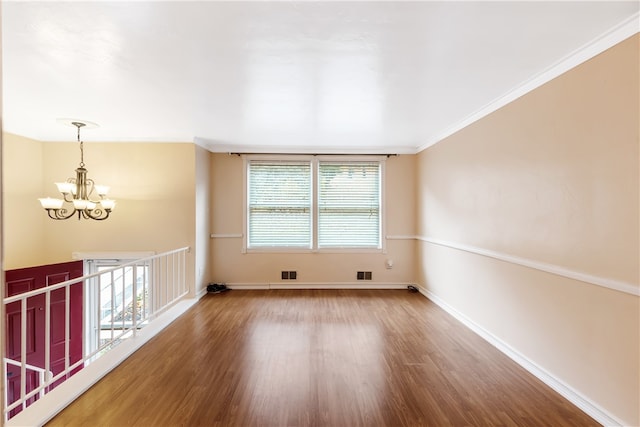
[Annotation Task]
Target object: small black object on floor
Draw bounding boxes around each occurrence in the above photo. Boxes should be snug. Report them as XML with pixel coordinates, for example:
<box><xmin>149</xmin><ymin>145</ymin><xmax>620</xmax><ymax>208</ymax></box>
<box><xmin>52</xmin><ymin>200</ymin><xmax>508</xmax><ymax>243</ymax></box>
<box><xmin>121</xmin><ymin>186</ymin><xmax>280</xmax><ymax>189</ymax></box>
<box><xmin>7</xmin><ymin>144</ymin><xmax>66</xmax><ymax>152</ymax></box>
<box><xmin>407</xmin><ymin>285</ymin><xmax>419</xmax><ymax>293</ymax></box>
<box><xmin>207</xmin><ymin>283</ymin><xmax>230</xmax><ymax>294</ymax></box>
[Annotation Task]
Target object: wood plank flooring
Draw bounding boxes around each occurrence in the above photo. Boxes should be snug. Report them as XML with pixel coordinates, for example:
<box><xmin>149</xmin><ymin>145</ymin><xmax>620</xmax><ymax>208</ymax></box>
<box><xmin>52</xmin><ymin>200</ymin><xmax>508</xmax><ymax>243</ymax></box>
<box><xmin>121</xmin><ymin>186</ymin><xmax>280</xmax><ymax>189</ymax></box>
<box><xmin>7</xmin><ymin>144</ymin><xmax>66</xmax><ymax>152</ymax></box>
<box><xmin>48</xmin><ymin>290</ymin><xmax>598</xmax><ymax>427</ymax></box>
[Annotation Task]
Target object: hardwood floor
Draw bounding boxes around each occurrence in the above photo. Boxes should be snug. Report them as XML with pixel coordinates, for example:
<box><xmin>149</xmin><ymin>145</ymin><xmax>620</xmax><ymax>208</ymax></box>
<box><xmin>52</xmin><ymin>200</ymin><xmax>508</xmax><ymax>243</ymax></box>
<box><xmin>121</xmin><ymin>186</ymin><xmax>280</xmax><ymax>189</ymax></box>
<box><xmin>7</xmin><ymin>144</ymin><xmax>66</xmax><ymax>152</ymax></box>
<box><xmin>48</xmin><ymin>290</ymin><xmax>598</xmax><ymax>426</ymax></box>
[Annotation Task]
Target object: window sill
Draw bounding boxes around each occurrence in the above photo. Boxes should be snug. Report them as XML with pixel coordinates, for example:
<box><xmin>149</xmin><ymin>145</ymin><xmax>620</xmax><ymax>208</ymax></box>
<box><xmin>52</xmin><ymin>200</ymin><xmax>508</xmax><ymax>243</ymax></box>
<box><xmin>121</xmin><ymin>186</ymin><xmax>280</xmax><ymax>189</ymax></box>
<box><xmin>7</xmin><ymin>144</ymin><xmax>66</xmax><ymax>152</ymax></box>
<box><xmin>245</xmin><ymin>247</ymin><xmax>383</xmax><ymax>254</ymax></box>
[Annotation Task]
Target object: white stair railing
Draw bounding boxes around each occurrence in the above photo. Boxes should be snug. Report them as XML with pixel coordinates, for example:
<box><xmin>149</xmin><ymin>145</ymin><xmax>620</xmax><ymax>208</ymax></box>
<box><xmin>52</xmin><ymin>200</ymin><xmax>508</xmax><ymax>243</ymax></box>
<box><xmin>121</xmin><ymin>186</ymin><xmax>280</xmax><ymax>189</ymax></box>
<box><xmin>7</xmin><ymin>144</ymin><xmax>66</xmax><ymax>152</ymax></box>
<box><xmin>2</xmin><ymin>247</ymin><xmax>190</xmax><ymax>420</ymax></box>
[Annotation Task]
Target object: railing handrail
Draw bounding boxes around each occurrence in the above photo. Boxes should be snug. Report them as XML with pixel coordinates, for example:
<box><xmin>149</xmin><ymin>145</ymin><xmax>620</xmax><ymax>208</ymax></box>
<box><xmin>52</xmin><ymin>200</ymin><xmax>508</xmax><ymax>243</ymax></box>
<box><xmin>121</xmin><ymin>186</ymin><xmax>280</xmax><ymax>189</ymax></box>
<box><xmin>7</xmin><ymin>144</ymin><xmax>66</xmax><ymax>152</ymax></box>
<box><xmin>3</xmin><ymin>247</ymin><xmax>190</xmax><ymax>304</ymax></box>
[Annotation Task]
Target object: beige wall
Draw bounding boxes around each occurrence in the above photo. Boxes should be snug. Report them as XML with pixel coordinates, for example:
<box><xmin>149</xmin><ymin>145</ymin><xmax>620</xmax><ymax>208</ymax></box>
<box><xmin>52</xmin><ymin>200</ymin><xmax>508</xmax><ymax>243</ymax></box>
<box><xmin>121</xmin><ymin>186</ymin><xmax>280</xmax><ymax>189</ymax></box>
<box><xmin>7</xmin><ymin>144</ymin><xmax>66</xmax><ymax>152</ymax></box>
<box><xmin>194</xmin><ymin>144</ymin><xmax>212</xmax><ymax>295</ymax></box>
<box><xmin>3</xmin><ymin>137</ymin><xmax>200</xmax><ymax>295</ymax></box>
<box><xmin>210</xmin><ymin>153</ymin><xmax>416</xmax><ymax>285</ymax></box>
<box><xmin>415</xmin><ymin>34</ymin><xmax>639</xmax><ymax>425</ymax></box>
<box><xmin>40</xmin><ymin>142</ymin><xmax>196</xmax><ymax>265</ymax></box>
<box><xmin>1</xmin><ymin>9</ymin><xmax>5</xmax><ymax>416</ymax></box>
<box><xmin>2</xmin><ymin>133</ymin><xmax>46</xmax><ymax>268</ymax></box>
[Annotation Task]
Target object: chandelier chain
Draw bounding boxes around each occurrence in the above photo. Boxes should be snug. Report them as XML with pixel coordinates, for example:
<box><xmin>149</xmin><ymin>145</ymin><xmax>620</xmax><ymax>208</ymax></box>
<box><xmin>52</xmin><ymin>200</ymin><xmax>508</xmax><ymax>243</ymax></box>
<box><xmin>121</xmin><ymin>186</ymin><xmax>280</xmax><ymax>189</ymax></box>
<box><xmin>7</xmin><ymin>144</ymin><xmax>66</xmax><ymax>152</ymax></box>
<box><xmin>74</xmin><ymin>121</ymin><xmax>86</xmax><ymax>168</ymax></box>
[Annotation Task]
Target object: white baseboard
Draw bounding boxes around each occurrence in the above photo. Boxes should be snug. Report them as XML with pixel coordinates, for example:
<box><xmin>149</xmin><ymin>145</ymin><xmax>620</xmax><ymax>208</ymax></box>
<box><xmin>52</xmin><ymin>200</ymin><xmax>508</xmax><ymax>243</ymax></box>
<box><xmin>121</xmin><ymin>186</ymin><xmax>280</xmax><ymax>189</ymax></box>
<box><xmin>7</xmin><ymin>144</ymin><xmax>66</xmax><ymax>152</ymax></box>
<box><xmin>418</xmin><ymin>286</ymin><xmax>624</xmax><ymax>427</ymax></box>
<box><xmin>227</xmin><ymin>282</ymin><xmax>410</xmax><ymax>290</ymax></box>
<box><xmin>6</xmin><ymin>297</ymin><xmax>202</xmax><ymax>427</ymax></box>
<box><xmin>196</xmin><ymin>286</ymin><xmax>208</xmax><ymax>299</ymax></box>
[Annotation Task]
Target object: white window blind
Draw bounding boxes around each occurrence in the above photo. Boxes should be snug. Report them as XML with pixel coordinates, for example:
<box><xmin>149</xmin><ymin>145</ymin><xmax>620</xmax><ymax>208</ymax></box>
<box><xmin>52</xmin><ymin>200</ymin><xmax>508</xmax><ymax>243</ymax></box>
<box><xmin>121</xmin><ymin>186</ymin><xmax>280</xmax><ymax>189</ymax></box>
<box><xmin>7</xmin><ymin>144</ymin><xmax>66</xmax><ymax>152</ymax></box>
<box><xmin>318</xmin><ymin>162</ymin><xmax>380</xmax><ymax>248</ymax></box>
<box><xmin>247</xmin><ymin>161</ymin><xmax>311</xmax><ymax>248</ymax></box>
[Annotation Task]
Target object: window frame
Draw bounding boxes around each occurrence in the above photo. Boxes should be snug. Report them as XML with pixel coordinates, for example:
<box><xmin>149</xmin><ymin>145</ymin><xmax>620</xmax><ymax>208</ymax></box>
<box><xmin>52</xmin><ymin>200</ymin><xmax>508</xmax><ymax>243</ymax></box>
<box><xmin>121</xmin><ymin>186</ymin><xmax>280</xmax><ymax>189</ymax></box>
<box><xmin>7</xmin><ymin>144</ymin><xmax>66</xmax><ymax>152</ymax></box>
<box><xmin>243</xmin><ymin>155</ymin><xmax>386</xmax><ymax>254</ymax></box>
<box><xmin>74</xmin><ymin>251</ymin><xmax>155</xmax><ymax>360</ymax></box>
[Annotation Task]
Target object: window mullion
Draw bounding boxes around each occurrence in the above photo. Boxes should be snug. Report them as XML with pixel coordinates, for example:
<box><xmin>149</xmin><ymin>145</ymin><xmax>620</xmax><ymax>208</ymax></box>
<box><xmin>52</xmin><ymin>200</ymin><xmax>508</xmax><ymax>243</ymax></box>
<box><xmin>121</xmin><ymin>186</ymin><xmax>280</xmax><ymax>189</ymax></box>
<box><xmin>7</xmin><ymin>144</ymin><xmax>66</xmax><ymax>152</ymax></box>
<box><xmin>312</xmin><ymin>158</ymin><xmax>318</xmax><ymax>251</ymax></box>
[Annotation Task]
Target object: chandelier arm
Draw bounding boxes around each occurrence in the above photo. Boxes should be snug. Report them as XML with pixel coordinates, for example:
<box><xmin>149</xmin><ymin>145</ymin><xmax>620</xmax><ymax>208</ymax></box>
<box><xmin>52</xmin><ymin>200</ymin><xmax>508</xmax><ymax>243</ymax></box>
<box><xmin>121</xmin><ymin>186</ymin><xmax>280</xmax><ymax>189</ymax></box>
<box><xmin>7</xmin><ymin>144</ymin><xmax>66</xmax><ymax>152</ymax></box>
<box><xmin>85</xmin><ymin>178</ymin><xmax>99</xmax><ymax>201</ymax></box>
<box><xmin>85</xmin><ymin>208</ymin><xmax>111</xmax><ymax>221</ymax></box>
<box><xmin>45</xmin><ymin>208</ymin><xmax>76</xmax><ymax>220</ymax></box>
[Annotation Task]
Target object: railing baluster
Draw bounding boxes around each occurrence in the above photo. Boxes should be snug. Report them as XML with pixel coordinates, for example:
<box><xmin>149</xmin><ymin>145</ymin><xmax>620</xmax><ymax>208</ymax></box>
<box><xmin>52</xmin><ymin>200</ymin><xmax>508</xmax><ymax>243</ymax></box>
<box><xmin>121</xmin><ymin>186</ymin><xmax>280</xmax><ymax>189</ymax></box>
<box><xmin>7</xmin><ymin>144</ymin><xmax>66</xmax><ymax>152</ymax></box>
<box><xmin>65</xmin><ymin>284</ymin><xmax>70</xmax><ymax>377</ymax></box>
<box><xmin>96</xmin><ymin>275</ymin><xmax>101</xmax><ymax>359</ymax></box>
<box><xmin>164</xmin><ymin>257</ymin><xmax>168</xmax><ymax>306</ymax></box>
<box><xmin>132</xmin><ymin>265</ymin><xmax>138</xmax><ymax>337</ymax></box>
<box><xmin>44</xmin><ymin>290</ymin><xmax>51</xmax><ymax>392</ymax></box>
<box><xmin>3</xmin><ymin>362</ymin><xmax>7</xmax><ymax>421</ymax></box>
<box><xmin>121</xmin><ymin>267</ymin><xmax>126</xmax><ymax>334</ymax></box>
<box><xmin>142</xmin><ymin>263</ymin><xmax>147</xmax><ymax>322</ymax></box>
<box><xmin>151</xmin><ymin>259</ymin><xmax>156</xmax><ymax>319</ymax></box>
<box><xmin>20</xmin><ymin>298</ymin><xmax>27</xmax><ymax>414</ymax></box>
<box><xmin>38</xmin><ymin>370</ymin><xmax>44</xmax><ymax>398</ymax></box>
<box><xmin>64</xmin><ymin>285</ymin><xmax>71</xmax><ymax>382</ymax></box>
<box><xmin>82</xmin><ymin>275</ymin><xmax>88</xmax><ymax>365</ymax></box>
<box><xmin>110</xmin><ymin>270</ymin><xmax>115</xmax><ymax>343</ymax></box>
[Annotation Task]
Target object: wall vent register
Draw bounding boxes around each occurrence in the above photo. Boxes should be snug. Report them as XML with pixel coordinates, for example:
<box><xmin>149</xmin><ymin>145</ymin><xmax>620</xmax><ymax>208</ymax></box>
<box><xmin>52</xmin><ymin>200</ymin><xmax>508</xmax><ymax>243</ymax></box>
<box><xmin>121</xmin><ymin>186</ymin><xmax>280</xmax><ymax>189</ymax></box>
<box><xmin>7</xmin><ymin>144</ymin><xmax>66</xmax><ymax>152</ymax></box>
<box><xmin>357</xmin><ymin>271</ymin><xmax>372</xmax><ymax>280</ymax></box>
<box><xmin>281</xmin><ymin>271</ymin><xmax>297</xmax><ymax>280</ymax></box>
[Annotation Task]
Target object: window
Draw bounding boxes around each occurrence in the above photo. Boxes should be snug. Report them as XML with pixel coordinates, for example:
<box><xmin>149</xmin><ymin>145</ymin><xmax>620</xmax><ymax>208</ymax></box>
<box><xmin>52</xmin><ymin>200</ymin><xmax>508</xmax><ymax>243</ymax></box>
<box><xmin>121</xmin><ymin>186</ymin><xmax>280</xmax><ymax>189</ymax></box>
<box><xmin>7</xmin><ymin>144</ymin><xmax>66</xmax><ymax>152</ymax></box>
<box><xmin>82</xmin><ymin>255</ymin><xmax>152</xmax><ymax>357</ymax></box>
<box><xmin>247</xmin><ymin>160</ymin><xmax>312</xmax><ymax>248</ymax></box>
<box><xmin>246</xmin><ymin>156</ymin><xmax>383</xmax><ymax>251</ymax></box>
<box><xmin>318</xmin><ymin>161</ymin><xmax>380</xmax><ymax>248</ymax></box>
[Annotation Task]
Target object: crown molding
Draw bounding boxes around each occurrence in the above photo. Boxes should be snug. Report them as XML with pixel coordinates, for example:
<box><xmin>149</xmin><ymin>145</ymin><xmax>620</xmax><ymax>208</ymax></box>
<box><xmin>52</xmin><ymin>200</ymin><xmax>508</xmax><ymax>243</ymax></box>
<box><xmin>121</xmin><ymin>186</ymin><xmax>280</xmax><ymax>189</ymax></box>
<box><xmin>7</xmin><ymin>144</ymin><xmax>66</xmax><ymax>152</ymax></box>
<box><xmin>194</xmin><ymin>137</ymin><xmax>417</xmax><ymax>155</ymax></box>
<box><xmin>417</xmin><ymin>12</ymin><xmax>640</xmax><ymax>153</ymax></box>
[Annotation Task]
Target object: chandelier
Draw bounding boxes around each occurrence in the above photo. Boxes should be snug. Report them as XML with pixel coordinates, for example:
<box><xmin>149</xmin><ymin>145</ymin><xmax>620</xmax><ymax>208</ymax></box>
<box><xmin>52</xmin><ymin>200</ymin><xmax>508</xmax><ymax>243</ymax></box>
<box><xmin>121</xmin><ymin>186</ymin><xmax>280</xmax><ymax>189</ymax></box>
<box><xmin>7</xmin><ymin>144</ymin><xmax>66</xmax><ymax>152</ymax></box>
<box><xmin>38</xmin><ymin>121</ymin><xmax>115</xmax><ymax>220</ymax></box>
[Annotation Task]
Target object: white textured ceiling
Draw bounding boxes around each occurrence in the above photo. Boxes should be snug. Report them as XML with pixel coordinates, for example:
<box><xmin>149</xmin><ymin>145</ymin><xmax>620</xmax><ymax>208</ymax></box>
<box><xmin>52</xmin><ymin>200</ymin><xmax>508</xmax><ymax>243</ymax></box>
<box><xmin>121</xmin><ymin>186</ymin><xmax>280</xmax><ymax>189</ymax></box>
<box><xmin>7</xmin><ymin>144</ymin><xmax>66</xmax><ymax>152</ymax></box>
<box><xmin>2</xmin><ymin>1</ymin><xmax>639</xmax><ymax>154</ymax></box>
